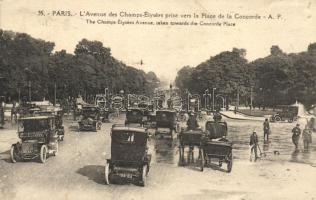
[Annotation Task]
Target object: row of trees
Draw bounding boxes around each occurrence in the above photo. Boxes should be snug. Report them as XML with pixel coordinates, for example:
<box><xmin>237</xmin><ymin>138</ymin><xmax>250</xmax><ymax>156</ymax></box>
<box><xmin>175</xmin><ymin>44</ymin><xmax>316</xmax><ymax>109</ymax></box>
<box><xmin>0</xmin><ymin>30</ymin><xmax>160</xmax><ymax>103</ymax></box>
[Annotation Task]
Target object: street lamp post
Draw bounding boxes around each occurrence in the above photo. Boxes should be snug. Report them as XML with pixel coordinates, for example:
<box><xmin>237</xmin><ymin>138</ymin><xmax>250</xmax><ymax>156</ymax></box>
<box><xmin>250</xmin><ymin>86</ymin><xmax>253</xmax><ymax>110</ymax></box>
<box><xmin>203</xmin><ymin>89</ymin><xmax>209</xmax><ymax>110</ymax></box>
<box><xmin>187</xmin><ymin>90</ymin><xmax>190</xmax><ymax>111</ymax></box>
<box><xmin>237</xmin><ymin>87</ymin><xmax>240</xmax><ymax>109</ymax></box>
<box><xmin>28</xmin><ymin>81</ymin><xmax>31</xmax><ymax>102</ymax></box>
<box><xmin>212</xmin><ymin>88</ymin><xmax>216</xmax><ymax>111</ymax></box>
<box><xmin>54</xmin><ymin>82</ymin><xmax>57</xmax><ymax>106</ymax></box>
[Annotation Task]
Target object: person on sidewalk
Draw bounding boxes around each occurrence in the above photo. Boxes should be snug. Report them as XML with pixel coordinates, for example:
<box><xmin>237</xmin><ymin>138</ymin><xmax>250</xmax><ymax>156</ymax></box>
<box><xmin>292</xmin><ymin>124</ymin><xmax>301</xmax><ymax>149</ymax></box>
<box><xmin>263</xmin><ymin>118</ymin><xmax>270</xmax><ymax>141</ymax></box>
<box><xmin>250</xmin><ymin>131</ymin><xmax>259</xmax><ymax>161</ymax></box>
<box><xmin>11</xmin><ymin>101</ymin><xmax>18</xmax><ymax>124</ymax></box>
<box><xmin>302</xmin><ymin>125</ymin><xmax>312</xmax><ymax>150</ymax></box>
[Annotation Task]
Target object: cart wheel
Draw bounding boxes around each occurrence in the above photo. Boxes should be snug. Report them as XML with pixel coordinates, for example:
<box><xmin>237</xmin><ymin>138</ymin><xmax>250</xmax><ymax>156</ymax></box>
<box><xmin>53</xmin><ymin>142</ymin><xmax>58</xmax><ymax>156</ymax></box>
<box><xmin>288</xmin><ymin>118</ymin><xmax>293</xmax><ymax>123</ymax></box>
<box><xmin>178</xmin><ymin>146</ymin><xmax>184</xmax><ymax>166</ymax></box>
<box><xmin>140</xmin><ymin>165</ymin><xmax>148</xmax><ymax>187</ymax></box>
<box><xmin>171</xmin><ymin>130</ymin><xmax>176</xmax><ymax>140</ymax></box>
<box><xmin>227</xmin><ymin>153</ymin><xmax>233</xmax><ymax>173</ymax></box>
<box><xmin>108</xmin><ymin>113</ymin><xmax>115</xmax><ymax>122</ymax></box>
<box><xmin>176</xmin><ymin>124</ymin><xmax>180</xmax><ymax>133</ymax></box>
<box><xmin>199</xmin><ymin>149</ymin><xmax>204</xmax><ymax>172</ymax></box>
<box><xmin>10</xmin><ymin>145</ymin><xmax>17</xmax><ymax>163</ymax></box>
<box><xmin>105</xmin><ymin>162</ymin><xmax>110</xmax><ymax>185</ymax></box>
<box><xmin>187</xmin><ymin>149</ymin><xmax>191</xmax><ymax>164</ymax></box>
<box><xmin>40</xmin><ymin>145</ymin><xmax>47</xmax><ymax>163</ymax></box>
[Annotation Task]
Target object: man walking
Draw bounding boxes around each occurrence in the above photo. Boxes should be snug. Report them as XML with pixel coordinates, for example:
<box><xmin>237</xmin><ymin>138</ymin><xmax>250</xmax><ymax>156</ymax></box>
<box><xmin>292</xmin><ymin>124</ymin><xmax>301</xmax><ymax>149</ymax></box>
<box><xmin>250</xmin><ymin>131</ymin><xmax>259</xmax><ymax>161</ymax></box>
<box><xmin>263</xmin><ymin>118</ymin><xmax>270</xmax><ymax>141</ymax></box>
<box><xmin>302</xmin><ymin>125</ymin><xmax>312</xmax><ymax>150</ymax></box>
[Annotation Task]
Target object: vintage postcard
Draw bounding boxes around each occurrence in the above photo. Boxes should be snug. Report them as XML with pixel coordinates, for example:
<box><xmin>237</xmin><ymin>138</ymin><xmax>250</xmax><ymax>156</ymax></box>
<box><xmin>0</xmin><ymin>0</ymin><xmax>316</xmax><ymax>199</ymax></box>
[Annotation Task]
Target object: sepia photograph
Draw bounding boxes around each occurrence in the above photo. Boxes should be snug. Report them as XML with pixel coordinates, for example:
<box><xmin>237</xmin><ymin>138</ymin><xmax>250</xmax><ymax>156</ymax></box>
<box><xmin>0</xmin><ymin>0</ymin><xmax>316</xmax><ymax>199</ymax></box>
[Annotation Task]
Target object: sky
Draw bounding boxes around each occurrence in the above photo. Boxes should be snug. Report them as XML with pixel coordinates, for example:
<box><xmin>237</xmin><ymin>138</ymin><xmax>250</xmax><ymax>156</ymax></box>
<box><xmin>0</xmin><ymin>0</ymin><xmax>315</xmax><ymax>83</ymax></box>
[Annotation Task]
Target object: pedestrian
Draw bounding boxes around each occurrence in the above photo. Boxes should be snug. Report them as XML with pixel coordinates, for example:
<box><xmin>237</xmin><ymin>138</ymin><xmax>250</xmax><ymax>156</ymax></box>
<box><xmin>167</xmin><ymin>98</ymin><xmax>173</xmax><ymax>109</ymax></box>
<box><xmin>292</xmin><ymin>124</ymin><xmax>301</xmax><ymax>149</ymax></box>
<box><xmin>187</xmin><ymin>112</ymin><xmax>199</xmax><ymax>130</ymax></box>
<box><xmin>250</xmin><ymin>131</ymin><xmax>259</xmax><ymax>161</ymax></box>
<box><xmin>302</xmin><ymin>125</ymin><xmax>312</xmax><ymax>150</ymax></box>
<box><xmin>263</xmin><ymin>118</ymin><xmax>270</xmax><ymax>141</ymax></box>
<box><xmin>11</xmin><ymin>101</ymin><xmax>18</xmax><ymax>124</ymax></box>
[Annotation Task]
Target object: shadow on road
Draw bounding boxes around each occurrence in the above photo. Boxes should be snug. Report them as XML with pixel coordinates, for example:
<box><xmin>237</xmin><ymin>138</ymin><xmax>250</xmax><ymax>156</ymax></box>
<box><xmin>76</xmin><ymin>165</ymin><xmax>105</xmax><ymax>185</ymax></box>
<box><xmin>0</xmin><ymin>150</ymin><xmax>12</xmax><ymax>163</ymax></box>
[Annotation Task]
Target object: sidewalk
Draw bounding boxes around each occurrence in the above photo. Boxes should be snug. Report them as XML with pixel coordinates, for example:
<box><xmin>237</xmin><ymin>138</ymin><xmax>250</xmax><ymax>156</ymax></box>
<box><xmin>220</xmin><ymin>110</ymin><xmax>265</xmax><ymax>121</ymax></box>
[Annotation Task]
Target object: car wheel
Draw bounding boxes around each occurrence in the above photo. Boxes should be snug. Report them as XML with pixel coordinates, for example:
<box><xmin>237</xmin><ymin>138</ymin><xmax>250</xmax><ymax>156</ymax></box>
<box><xmin>274</xmin><ymin>116</ymin><xmax>281</xmax><ymax>122</ymax></box>
<box><xmin>105</xmin><ymin>162</ymin><xmax>110</xmax><ymax>185</ymax></box>
<box><xmin>178</xmin><ymin>146</ymin><xmax>184</xmax><ymax>166</ymax></box>
<box><xmin>40</xmin><ymin>145</ymin><xmax>47</xmax><ymax>163</ymax></box>
<box><xmin>140</xmin><ymin>165</ymin><xmax>148</xmax><ymax>187</ymax></box>
<box><xmin>199</xmin><ymin>149</ymin><xmax>204</xmax><ymax>172</ymax></box>
<box><xmin>10</xmin><ymin>145</ymin><xmax>17</xmax><ymax>163</ymax></box>
<box><xmin>227</xmin><ymin>153</ymin><xmax>233</xmax><ymax>173</ymax></box>
<box><xmin>53</xmin><ymin>142</ymin><xmax>58</xmax><ymax>156</ymax></box>
<box><xmin>171</xmin><ymin>130</ymin><xmax>176</xmax><ymax>140</ymax></box>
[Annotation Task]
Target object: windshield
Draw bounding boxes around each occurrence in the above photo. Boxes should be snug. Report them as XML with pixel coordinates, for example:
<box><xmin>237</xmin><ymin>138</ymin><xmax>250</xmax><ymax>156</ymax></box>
<box><xmin>112</xmin><ymin>131</ymin><xmax>147</xmax><ymax>145</ymax></box>
<box><xmin>157</xmin><ymin>112</ymin><xmax>175</xmax><ymax>121</ymax></box>
<box><xmin>19</xmin><ymin>119</ymin><xmax>51</xmax><ymax>132</ymax></box>
<box><xmin>82</xmin><ymin>108</ymin><xmax>98</xmax><ymax>117</ymax></box>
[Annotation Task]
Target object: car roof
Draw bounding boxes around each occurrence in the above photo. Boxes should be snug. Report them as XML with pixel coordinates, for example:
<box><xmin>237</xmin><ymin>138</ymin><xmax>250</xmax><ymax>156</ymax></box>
<box><xmin>157</xmin><ymin>109</ymin><xmax>176</xmax><ymax>113</ymax></box>
<box><xmin>182</xmin><ymin>129</ymin><xmax>204</xmax><ymax>134</ymax></box>
<box><xmin>19</xmin><ymin>116</ymin><xmax>54</xmax><ymax>120</ymax></box>
<box><xmin>112</xmin><ymin>125</ymin><xmax>147</xmax><ymax>133</ymax></box>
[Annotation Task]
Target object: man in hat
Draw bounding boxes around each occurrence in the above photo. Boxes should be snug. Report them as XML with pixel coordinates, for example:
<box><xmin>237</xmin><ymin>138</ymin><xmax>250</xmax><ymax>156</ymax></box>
<box><xmin>250</xmin><ymin>131</ymin><xmax>259</xmax><ymax>161</ymax></box>
<box><xmin>292</xmin><ymin>124</ymin><xmax>301</xmax><ymax>149</ymax></box>
<box><xmin>302</xmin><ymin>125</ymin><xmax>312</xmax><ymax>150</ymax></box>
<box><xmin>187</xmin><ymin>112</ymin><xmax>199</xmax><ymax>130</ymax></box>
<box><xmin>263</xmin><ymin>118</ymin><xmax>270</xmax><ymax>141</ymax></box>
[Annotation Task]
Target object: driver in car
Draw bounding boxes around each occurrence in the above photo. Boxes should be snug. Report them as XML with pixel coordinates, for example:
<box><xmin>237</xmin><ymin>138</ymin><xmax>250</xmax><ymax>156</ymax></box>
<box><xmin>187</xmin><ymin>112</ymin><xmax>199</xmax><ymax>130</ymax></box>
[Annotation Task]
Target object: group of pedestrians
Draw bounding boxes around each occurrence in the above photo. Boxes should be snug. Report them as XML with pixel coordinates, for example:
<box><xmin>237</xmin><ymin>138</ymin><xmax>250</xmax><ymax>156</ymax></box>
<box><xmin>250</xmin><ymin>118</ymin><xmax>313</xmax><ymax>161</ymax></box>
<box><xmin>291</xmin><ymin>123</ymin><xmax>312</xmax><ymax>150</ymax></box>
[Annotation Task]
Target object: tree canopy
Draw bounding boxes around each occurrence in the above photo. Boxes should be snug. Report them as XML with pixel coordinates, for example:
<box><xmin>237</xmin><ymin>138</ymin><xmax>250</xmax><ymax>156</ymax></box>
<box><xmin>0</xmin><ymin>30</ymin><xmax>159</xmax><ymax>103</ymax></box>
<box><xmin>175</xmin><ymin>44</ymin><xmax>316</xmax><ymax>109</ymax></box>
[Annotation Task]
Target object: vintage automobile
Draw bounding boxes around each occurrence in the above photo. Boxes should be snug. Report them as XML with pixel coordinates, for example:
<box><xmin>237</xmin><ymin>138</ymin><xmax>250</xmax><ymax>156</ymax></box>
<box><xmin>10</xmin><ymin>116</ymin><xmax>59</xmax><ymax>163</ymax></box>
<box><xmin>0</xmin><ymin>105</ymin><xmax>4</xmax><ymax>128</ymax></box>
<box><xmin>203</xmin><ymin>121</ymin><xmax>233</xmax><ymax>173</ymax></box>
<box><xmin>155</xmin><ymin>110</ymin><xmax>180</xmax><ymax>139</ymax></box>
<box><xmin>17</xmin><ymin>102</ymin><xmax>39</xmax><ymax>118</ymax></box>
<box><xmin>35</xmin><ymin>109</ymin><xmax>65</xmax><ymax>141</ymax></box>
<box><xmin>78</xmin><ymin>105</ymin><xmax>102</xmax><ymax>131</ymax></box>
<box><xmin>270</xmin><ymin>105</ymin><xmax>298</xmax><ymax>123</ymax></box>
<box><xmin>105</xmin><ymin>125</ymin><xmax>151</xmax><ymax>186</ymax></box>
<box><xmin>125</xmin><ymin>108</ymin><xmax>144</xmax><ymax>126</ymax></box>
<box><xmin>178</xmin><ymin>128</ymin><xmax>205</xmax><ymax>171</ymax></box>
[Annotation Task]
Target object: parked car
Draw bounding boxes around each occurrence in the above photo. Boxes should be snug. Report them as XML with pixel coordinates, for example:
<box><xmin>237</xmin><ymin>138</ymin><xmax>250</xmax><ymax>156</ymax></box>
<box><xmin>270</xmin><ymin>105</ymin><xmax>298</xmax><ymax>123</ymax></box>
<box><xmin>10</xmin><ymin>116</ymin><xmax>59</xmax><ymax>163</ymax></box>
<box><xmin>105</xmin><ymin>124</ymin><xmax>151</xmax><ymax>186</ymax></box>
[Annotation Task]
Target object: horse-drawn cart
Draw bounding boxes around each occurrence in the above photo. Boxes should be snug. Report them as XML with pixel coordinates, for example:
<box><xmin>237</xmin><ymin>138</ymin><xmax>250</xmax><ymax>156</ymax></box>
<box><xmin>203</xmin><ymin>121</ymin><xmax>233</xmax><ymax>173</ymax></box>
<box><xmin>178</xmin><ymin>129</ymin><xmax>205</xmax><ymax>171</ymax></box>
